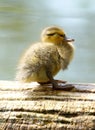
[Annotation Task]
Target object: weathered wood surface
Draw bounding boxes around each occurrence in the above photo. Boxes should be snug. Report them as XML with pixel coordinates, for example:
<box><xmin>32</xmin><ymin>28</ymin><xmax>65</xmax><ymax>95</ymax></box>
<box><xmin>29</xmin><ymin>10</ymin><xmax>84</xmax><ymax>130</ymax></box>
<box><xmin>0</xmin><ymin>80</ymin><xmax>95</xmax><ymax>130</ymax></box>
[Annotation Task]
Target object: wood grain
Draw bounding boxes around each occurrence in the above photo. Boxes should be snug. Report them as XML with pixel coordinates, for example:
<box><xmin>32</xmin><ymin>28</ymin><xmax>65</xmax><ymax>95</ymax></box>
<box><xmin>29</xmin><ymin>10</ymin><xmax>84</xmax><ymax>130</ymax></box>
<box><xmin>0</xmin><ymin>81</ymin><xmax>95</xmax><ymax>130</ymax></box>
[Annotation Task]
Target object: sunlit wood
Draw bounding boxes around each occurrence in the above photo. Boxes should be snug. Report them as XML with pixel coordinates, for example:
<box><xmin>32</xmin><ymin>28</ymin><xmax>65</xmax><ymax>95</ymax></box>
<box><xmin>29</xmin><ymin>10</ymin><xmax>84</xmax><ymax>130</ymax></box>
<box><xmin>0</xmin><ymin>81</ymin><xmax>95</xmax><ymax>129</ymax></box>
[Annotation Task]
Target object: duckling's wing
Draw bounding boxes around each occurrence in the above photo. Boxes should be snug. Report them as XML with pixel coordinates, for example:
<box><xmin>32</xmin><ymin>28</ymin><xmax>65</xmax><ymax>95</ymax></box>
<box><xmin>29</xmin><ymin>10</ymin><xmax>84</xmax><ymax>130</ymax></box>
<box><xmin>16</xmin><ymin>42</ymin><xmax>61</xmax><ymax>82</ymax></box>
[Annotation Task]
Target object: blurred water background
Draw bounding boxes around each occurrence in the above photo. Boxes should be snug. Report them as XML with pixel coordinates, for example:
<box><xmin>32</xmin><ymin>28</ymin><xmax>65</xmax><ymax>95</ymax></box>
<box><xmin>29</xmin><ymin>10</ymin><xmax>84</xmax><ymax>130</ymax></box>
<box><xmin>0</xmin><ymin>0</ymin><xmax>95</xmax><ymax>83</ymax></box>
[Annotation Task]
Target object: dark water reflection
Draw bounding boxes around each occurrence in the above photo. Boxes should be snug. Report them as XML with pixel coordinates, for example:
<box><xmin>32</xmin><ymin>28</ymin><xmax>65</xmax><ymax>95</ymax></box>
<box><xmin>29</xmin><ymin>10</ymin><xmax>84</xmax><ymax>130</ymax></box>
<box><xmin>0</xmin><ymin>0</ymin><xmax>95</xmax><ymax>83</ymax></box>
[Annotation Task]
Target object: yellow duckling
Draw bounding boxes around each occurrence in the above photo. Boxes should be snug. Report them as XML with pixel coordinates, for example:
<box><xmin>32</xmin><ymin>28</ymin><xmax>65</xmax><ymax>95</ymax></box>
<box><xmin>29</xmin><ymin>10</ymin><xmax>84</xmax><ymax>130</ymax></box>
<box><xmin>16</xmin><ymin>26</ymin><xmax>75</xmax><ymax>89</ymax></box>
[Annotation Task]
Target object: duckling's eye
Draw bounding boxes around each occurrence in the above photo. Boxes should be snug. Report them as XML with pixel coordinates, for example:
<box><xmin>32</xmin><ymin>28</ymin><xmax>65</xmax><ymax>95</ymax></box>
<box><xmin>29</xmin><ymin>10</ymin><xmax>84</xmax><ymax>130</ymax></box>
<box><xmin>46</xmin><ymin>33</ymin><xmax>56</xmax><ymax>36</ymax></box>
<box><xmin>59</xmin><ymin>34</ymin><xmax>66</xmax><ymax>38</ymax></box>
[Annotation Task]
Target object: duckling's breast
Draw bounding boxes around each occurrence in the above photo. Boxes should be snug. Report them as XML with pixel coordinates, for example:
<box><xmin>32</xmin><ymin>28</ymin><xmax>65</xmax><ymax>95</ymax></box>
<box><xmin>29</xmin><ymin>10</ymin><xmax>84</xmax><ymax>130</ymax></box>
<box><xmin>57</xmin><ymin>42</ymin><xmax>74</xmax><ymax>70</ymax></box>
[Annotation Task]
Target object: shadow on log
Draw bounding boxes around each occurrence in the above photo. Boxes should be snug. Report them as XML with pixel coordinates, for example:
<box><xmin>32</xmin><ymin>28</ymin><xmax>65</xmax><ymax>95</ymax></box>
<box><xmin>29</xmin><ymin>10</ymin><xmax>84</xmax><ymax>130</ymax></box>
<box><xmin>0</xmin><ymin>81</ymin><xmax>95</xmax><ymax>130</ymax></box>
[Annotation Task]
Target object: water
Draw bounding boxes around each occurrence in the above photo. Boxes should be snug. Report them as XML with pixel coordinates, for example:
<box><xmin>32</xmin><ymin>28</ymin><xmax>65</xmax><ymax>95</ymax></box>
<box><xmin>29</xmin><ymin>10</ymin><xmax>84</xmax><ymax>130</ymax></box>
<box><xmin>0</xmin><ymin>0</ymin><xmax>95</xmax><ymax>83</ymax></box>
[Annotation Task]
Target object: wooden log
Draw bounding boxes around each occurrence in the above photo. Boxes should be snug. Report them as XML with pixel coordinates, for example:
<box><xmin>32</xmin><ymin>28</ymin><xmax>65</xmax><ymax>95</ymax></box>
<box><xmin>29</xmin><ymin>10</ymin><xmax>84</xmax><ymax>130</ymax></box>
<box><xmin>0</xmin><ymin>80</ymin><xmax>95</xmax><ymax>130</ymax></box>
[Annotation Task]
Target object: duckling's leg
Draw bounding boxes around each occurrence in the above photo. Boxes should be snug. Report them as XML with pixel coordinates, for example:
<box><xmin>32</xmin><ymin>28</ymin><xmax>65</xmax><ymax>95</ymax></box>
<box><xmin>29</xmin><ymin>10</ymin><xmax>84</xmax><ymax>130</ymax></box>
<box><xmin>38</xmin><ymin>67</ymin><xmax>74</xmax><ymax>90</ymax></box>
<box><xmin>45</xmin><ymin>70</ymin><xmax>58</xmax><ymax>89</ymax></box>
<box><xmin>46</xmin><ymin>69</ymin><xmax>75</xmax><ymax>90</ymax></box>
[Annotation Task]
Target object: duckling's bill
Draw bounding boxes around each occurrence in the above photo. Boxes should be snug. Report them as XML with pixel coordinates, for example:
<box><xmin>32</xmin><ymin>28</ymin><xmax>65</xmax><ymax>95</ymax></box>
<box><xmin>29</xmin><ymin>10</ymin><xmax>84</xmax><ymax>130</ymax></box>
<box><xmin>66</xmin><ymin>38</ymin><xmax>75</xmax><ymax>42</ymax></box>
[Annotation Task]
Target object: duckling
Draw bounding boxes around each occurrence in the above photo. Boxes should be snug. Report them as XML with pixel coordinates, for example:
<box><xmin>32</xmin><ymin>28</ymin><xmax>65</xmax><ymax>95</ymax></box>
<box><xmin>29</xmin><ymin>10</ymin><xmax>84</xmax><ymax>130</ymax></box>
<box><xmin>16</xmin><ymin>26</ymin><xmax>75</xmax><ymax>89</ymax></box>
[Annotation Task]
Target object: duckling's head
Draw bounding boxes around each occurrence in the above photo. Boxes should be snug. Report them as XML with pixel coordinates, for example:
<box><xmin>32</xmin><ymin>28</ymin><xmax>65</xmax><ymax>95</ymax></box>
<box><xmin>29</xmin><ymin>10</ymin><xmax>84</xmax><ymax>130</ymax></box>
<box><xmin>41</xmin><ymin>26</ymin><xmax>74</xmax><ymax>45</ymax></box>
